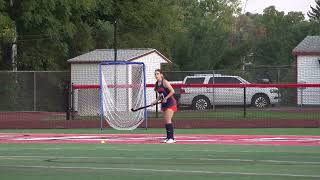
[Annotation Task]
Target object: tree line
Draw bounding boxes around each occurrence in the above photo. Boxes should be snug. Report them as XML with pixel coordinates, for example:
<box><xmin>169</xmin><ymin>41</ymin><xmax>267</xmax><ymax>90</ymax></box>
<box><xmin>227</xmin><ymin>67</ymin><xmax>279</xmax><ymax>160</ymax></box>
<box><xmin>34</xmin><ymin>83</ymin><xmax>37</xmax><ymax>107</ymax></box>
<box><xmin>0</xmin><ymin>0</ymin><xmax>319</xmax><ymax>71</ymax></box>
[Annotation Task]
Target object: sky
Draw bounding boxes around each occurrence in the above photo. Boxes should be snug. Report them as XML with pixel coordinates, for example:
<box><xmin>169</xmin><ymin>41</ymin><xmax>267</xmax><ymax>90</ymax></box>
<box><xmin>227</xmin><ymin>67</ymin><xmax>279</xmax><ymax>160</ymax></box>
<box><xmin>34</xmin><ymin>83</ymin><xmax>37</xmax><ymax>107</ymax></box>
<box><xmin>241</xmin><ymin>0</ymin><xmax>317</xmax><ymax>19</ymax></box>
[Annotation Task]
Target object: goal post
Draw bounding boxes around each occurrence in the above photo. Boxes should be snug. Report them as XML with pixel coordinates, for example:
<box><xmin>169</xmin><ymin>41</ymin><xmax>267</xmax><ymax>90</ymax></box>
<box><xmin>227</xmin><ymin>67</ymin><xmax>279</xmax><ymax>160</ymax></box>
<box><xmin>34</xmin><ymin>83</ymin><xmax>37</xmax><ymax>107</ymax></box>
<box><xmin>99</xmin><ymin>61</ymin><xmax>147</xmax><ymax>130</ymax></box>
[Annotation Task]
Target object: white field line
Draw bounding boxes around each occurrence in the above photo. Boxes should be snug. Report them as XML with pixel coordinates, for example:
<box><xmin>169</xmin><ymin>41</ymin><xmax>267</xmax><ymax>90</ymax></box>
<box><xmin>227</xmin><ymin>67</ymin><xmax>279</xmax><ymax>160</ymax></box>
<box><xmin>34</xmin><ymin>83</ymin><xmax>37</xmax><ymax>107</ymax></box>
<box><xmin>2</xmin><ymin>134</ymin><xmax>320</xmax><ymax>142</ymax></box>
<box><xmin>0</xmin><ymin>147</ymin><xmax>319</xmax><ymax>154</ymax></box>
<box><xmin>0</xmin><ymin>164</ymin><xmax>319</xmax><ymax>178</ymax></box>
<box><xmin>0</xmin><ymin>155</ymin><xmax>320</xmax><ymax>165</ymax></box>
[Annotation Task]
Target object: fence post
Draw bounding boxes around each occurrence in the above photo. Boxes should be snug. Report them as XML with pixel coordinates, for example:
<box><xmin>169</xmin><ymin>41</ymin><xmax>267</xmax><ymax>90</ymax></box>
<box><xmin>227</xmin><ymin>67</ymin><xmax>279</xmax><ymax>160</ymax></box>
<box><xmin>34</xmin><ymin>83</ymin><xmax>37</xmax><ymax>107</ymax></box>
<box><xmin>33</xmin><ymin>71</ymin><xmax>36</xmax><ymax>111</ymax></box>
<box><xmin>212</xmin><ymin>70</ymin><xmax>215</xmax><ymax>111</ymax></box>
<box><xmin>70</xmin><ymin>83</ymin><xmax>74</xmax><ymax>120</ymax></box>
<box><xmin>155</xmin><ymin>91</ymin><xmax>158</xmax><ymax>118</ymax></box>
<box><xmin>243</xmin><ymin>87</ymin><xmax>247</xmax><ymax>118</ymax></box>
<box><xmin>66</xmin><ymin>81</ymin><xmax>71</xmax><ymax>120</ymax></box>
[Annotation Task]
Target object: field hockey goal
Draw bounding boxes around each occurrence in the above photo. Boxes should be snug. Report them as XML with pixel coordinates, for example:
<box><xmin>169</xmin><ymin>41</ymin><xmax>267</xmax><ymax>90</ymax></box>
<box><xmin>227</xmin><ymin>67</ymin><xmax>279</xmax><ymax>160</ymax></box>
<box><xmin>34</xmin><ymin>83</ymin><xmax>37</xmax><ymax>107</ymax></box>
<box><xmin>71</xmin><ymin>61</ymin><xmax>147</xmax><ymax>130</ymax></box>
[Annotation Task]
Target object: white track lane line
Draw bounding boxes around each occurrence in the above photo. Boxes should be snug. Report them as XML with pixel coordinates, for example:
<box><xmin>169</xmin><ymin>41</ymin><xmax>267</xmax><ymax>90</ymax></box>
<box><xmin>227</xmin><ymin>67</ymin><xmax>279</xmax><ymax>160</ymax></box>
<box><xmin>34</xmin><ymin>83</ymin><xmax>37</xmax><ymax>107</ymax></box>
<box><xmin>0</xmin><ymin>155</ymin><xmax>319</xmax><ymax>165</ymax></box>
<box><xmin>0</xmin><ymin>147</ymin><xmax>320</xmax><ymax>154</ymax></box>
<box><xmin>0</xmin><ymin>164</ymin><xmax>319</xmax><ymax>178</ymax></box>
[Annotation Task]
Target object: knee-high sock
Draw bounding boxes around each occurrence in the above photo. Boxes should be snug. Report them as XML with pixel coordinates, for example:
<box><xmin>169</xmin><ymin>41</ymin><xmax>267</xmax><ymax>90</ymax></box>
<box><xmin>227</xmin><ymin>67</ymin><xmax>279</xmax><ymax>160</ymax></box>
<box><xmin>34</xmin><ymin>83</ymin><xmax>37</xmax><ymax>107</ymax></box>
<box><xmin>165</xmin><ymin>124</ymin><xmax>170</xmax><ymax>139</ymax></box>
<box><xmin>166</xmin><ymin>123</ymin><xmax>174</xmax><ymax>139</ymax></box>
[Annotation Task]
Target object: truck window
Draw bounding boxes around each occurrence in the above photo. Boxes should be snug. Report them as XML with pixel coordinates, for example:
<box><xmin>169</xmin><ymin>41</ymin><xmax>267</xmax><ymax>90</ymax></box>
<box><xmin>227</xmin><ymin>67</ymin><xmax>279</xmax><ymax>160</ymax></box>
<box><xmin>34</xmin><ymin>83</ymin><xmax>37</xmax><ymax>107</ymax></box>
<box><xmin>185</xmin><ymin>77</ymin><xmax>205</xmax><ymax>84</ymax></box>
<box><xmin>209</xmin><ymin>77</ymin><xmax>242</xmax><ymax>84</ymax></box>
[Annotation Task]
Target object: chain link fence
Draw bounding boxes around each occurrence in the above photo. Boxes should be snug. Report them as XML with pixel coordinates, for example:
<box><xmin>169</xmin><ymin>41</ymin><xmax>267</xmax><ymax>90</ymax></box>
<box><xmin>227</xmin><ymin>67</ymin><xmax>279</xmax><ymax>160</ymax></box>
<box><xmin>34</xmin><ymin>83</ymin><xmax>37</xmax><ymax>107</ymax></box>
<box><xmin>0</xmin><ymin>67</ymin><xmax>310</xmax><ymax>113</ymax></box>
<box><xmin>164</xmin><ymin>66</ymin><xmax>297</xmax><ymax>107</ymax></box>
<box><xmin>0</xmin><ymin>71</ymin><xmax>70</xmax><ymax>112</ymax></box>
<box><xmin>1</xmin><ymin>67</ymin><xmax>319</xmax><ymax>128</ymax></box>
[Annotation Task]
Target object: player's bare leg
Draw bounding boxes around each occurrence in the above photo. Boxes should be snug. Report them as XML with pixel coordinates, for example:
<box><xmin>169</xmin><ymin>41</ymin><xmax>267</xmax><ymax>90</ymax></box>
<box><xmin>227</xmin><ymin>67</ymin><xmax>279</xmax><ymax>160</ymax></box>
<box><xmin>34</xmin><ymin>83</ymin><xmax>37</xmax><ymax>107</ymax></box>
<box><xmin>163</xmin><ymin>109</ymin><xmax>175</xmax><ymax>143</ymax></box>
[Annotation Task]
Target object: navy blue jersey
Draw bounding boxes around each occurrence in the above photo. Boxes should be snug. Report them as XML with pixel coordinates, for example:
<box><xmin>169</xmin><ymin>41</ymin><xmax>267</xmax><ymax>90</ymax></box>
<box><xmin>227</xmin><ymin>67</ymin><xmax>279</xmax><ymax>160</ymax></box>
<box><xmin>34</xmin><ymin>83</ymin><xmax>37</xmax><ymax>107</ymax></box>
<box><xmin>154</xmin><ymin>80</ymin><xmax>176</xmax><ymax>108</ymax></box>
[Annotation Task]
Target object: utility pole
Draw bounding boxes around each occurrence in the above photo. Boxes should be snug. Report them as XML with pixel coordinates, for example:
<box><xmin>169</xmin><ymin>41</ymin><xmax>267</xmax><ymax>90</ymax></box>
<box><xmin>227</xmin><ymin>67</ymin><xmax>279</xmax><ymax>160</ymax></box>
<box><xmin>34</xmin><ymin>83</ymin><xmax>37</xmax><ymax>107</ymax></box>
<box><xmin>114</xmin><ymin>19</ymin><xmax>117</xmax><ymax>62</ymax></box>
<box><xmin>11</xmin><ymin>38</ymin><xmax>17</xmax><ymax>71</ymax></box>
<box><xmin>113</xmin><ymin>0</ymin><xmax>117</xmax><ymax>62</ymax></box>
<box><xmin>10</xmin><ymin>0</ymin><xmax>17</xmax><ymax>71</ymax></box>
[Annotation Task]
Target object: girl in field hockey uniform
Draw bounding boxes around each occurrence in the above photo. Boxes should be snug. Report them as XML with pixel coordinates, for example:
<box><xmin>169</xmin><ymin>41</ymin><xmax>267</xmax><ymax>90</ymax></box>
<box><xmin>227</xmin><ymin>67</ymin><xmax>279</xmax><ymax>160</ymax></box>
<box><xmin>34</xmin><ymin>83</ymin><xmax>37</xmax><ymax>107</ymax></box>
<box><xmin>152</xmin><ymin>69</ymin><xmax>177</xmax><ymax>144</ymax></box>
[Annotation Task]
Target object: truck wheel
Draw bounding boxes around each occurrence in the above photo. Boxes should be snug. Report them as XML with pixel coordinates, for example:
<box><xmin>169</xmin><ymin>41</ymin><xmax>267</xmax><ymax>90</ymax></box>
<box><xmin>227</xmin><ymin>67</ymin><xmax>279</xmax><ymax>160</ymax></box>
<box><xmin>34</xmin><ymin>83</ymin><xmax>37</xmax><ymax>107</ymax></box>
<box><xmin>192</xmin><ymin>96</ymin><xmax>210</xmax><ymax>110</ymax></box>
<box><xmin>251</xmin><ymin>94</ymin><xmax>270</xmax><ymax>108</ymax></box>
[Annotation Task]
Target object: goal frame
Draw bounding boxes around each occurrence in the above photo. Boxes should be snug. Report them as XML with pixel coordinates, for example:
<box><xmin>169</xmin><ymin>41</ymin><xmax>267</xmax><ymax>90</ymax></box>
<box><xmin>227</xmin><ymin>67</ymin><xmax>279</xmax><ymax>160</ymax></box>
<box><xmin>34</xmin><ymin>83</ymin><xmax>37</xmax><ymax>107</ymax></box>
<box><xmin>99</xmin><ymin>61</ymin><xmax>147</xmax><ymax>130</ymax></box>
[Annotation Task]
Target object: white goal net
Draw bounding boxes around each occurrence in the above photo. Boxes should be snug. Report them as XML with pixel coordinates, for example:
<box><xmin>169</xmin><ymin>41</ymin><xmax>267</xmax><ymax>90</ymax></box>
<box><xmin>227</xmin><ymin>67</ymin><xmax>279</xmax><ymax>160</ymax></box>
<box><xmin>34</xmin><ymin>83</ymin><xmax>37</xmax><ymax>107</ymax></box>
<box><xmin>100</xmin><ymin>61</ymin><xmax>147</xmax><ymax>130</ymax></box>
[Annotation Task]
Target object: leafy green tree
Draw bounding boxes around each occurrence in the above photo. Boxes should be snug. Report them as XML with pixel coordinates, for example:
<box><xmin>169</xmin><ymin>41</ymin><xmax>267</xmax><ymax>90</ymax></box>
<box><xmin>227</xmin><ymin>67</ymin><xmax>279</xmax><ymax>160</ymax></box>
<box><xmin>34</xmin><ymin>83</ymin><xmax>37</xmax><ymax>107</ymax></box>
<box><xmin>115</xmin><ymin>0</ymin><xmax>184</xmax><ymax>57</ymax></box>
<box><xmin>0</xmin><ymin>0</ymin><xmax>15</xmax><ymax>42</ymax></box>
<box><xmin>15</xmin><ymin>0</ymin><xmax>107</xmax><ymax>70</ymax></box>
<box><xmin>1</xmin><ymin>0</ymin><xmax>319</xmax><ymax>72</ymax></box>
<box><xmin>0</xmin><ymin>0</ymin><xmax>16</xmax><ymax>70</ymax></box>
<box><xmin>1</xmin><ymin>0</ymin><xmax>183</xmax><ymax>70</ymax></box>
<box><xmin>235</xmin><ymin>6</ymin><xmax>320</xmax><ymax>83</ymax></box>
<box><xmin>0</xmin><ymin>0</ymin><xmax>114</xmax><ymax>70</ymax></box>
<box><xmin>170</xmin><ymin>0</ymin><xmax>241</xmax><ymax>70</ymax></box>
<box><xmin>5</xmin><ymin>0</ymin><xmax>70</xmax><ymax>70</ymax></box>
<box><xmin>252</xmin><ymin>6</ymin><xmax>306</xmax><ymax>66</ymax></box>
<box><xmin>308</xmin><ymin>0</ymin><xmax>320</xmax><ymax>23</ymax></box>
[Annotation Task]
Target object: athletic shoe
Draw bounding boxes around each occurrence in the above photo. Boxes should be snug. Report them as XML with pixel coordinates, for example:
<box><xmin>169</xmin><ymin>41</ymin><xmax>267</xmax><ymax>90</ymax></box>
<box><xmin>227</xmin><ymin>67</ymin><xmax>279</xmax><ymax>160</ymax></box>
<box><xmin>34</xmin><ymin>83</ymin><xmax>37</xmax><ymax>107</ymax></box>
<box><xmin>161</xmin><ymin>138</ymin><xmax>169</xmax><ymax>143</ymax></box>
<box><xmin>165</xmin><ymin>139</ymin><xmax>176</xmax><ymax>144</ymax></box>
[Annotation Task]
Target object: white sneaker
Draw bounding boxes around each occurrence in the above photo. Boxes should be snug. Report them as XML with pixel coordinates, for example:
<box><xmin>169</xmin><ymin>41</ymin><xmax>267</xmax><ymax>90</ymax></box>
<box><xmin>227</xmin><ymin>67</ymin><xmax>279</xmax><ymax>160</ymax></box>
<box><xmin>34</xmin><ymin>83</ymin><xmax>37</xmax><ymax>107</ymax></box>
<box><xmin>161</xmin><ymin>138</ymin><xmax>169</xmax><ymax>143</ymax></box>
<box><xmin>165</xmin><ymin>139</ymin><xmax>176</xmax><ymax>144</ymax></box>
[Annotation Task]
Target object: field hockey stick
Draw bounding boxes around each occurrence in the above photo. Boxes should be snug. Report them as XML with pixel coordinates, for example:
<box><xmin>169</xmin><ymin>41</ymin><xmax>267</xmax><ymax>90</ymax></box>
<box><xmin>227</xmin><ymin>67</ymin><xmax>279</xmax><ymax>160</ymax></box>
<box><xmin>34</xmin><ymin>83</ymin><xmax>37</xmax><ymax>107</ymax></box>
<box><xmin>131</xmin><ymin>95</ymin><xmax>164</xmax><ymax>112</ymax></box>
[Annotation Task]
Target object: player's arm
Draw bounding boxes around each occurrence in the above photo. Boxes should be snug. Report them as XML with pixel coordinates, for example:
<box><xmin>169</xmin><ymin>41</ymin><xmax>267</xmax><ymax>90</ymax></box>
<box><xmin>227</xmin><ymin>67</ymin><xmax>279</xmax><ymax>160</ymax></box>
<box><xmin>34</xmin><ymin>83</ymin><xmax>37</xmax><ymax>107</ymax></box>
<box><xmin>151</xmin><ymin>84</ymin><xmax>165</xmax><ymax>106</ymax></box>
<box><xmin>151</xmin><ymin>93</ymin><xmax>163</xmax><ymax>105</ymax></box>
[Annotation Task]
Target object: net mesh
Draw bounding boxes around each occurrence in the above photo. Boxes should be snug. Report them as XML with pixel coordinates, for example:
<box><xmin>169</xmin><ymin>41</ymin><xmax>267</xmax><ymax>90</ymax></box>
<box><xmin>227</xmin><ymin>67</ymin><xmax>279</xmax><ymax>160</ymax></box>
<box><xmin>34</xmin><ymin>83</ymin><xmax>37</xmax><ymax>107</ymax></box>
<box><xmin>100</xmin><ymin>62</ymin><xmax>146</xmax><ymax>130</ymax></box>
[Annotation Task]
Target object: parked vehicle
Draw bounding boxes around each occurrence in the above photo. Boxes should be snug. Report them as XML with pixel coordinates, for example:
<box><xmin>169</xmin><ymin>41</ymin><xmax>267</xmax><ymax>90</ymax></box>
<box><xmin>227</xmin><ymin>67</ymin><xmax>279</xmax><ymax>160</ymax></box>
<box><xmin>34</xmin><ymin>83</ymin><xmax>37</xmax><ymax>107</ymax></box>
<box><xmin>179</xmin><ymin>74</ymin><xmax>280</xmax><ymax>110</ymax></box>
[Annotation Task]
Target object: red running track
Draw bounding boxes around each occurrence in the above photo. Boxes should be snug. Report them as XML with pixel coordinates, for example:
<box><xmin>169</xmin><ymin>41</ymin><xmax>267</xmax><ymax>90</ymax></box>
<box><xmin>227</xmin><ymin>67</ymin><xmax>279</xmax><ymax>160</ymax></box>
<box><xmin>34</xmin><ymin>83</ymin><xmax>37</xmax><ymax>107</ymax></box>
<box><xmin>0</xmin><ymin>133</ymin><xmax>320</xmax><ymax>146</ymax></box>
